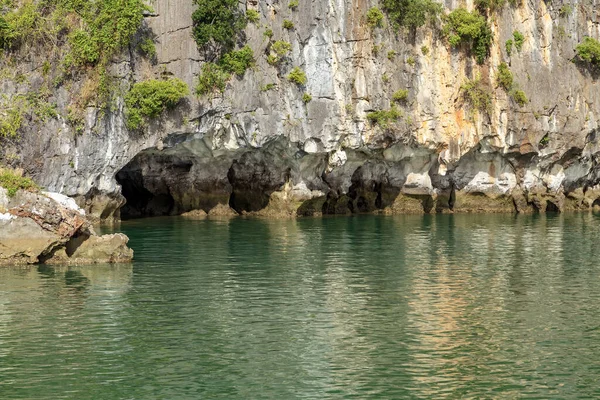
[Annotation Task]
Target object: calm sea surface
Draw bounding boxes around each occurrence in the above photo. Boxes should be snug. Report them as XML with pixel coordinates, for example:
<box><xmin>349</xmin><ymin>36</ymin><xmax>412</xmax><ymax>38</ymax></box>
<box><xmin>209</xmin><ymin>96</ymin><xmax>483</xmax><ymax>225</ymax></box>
<box><xmin>2</xmin><ymin>213</ymin><xmax>600</xmax><ymax>399</ymax></box>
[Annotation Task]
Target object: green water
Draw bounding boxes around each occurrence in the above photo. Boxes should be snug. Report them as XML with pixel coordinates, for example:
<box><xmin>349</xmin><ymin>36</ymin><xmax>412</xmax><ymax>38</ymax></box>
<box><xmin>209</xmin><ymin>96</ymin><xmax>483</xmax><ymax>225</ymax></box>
<box><xmin>2</xmin><ymin>214</ymin><xmax>600</xmax><ymax>399</ymax></box>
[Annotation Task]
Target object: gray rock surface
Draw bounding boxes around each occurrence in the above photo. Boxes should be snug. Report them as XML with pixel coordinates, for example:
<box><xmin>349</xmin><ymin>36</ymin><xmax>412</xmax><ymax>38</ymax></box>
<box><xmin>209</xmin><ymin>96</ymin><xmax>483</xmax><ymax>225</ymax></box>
<box><xmin>0</xmin><ymin>188</ymin><xmax>133</xmax><ymax>265</ymax></box>
<box><xmin>2</xmin><ymin>0</ymin><xmax>600</xmax><ymax>218</ymax></box>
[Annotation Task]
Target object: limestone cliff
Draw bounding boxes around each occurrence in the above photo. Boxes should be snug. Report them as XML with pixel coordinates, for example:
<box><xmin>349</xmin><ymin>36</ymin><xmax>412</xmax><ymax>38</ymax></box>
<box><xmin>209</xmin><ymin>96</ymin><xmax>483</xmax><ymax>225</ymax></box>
<box><xmin>2</xmin><ymin>0</ymin><xmax>600</xmax><ymax>220</ymax></box>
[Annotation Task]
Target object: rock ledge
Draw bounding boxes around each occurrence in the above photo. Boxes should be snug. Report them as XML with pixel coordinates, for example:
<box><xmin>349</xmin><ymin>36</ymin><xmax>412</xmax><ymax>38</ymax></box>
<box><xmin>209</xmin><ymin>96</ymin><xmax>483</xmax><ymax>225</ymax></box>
<box><xmin>0</xmin><ymin>188</ymin><xmax>133</xmax><ymax>266</ymax></box>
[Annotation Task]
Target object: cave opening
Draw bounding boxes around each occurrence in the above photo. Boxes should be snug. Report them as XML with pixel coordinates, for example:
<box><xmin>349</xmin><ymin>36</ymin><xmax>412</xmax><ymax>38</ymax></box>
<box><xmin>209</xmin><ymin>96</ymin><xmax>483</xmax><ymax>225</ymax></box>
<box><xmin>116</xmin><ymin>165</ymin><xmax>176</xmax><ymax>219</ymax></box>
<box><xmin>546</xmin><ymin>200</ymin><xmax>560</xmax><ymax>213</ymax></box>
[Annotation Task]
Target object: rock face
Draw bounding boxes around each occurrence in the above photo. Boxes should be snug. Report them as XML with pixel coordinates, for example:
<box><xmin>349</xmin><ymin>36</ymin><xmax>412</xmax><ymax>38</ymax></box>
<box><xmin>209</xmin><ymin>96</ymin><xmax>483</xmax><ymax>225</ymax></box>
<box><xmin>0</xmin><ymin>188</ymin><xmax>133</xmax><ymax>266</ymax></box>
<box><xmin>3</xmin><ymin>1</ymin><xmax>600</xmax><ymax>219</ymax></box>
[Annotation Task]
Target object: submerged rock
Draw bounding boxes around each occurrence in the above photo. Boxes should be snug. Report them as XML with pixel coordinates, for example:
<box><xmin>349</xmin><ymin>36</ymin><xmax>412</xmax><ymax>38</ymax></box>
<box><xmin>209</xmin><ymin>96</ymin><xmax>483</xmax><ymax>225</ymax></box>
<box><xmin>0</xmin><ymin>188</ymin><xmax>133</xmax><ymax>266</ymax></box>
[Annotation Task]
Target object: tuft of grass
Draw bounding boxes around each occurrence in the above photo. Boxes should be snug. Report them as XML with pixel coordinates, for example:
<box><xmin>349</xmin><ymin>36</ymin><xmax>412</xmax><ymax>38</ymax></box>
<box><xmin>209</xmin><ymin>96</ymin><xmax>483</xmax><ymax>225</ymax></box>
<box><xmin>513</xmin><ymin>30</ymin><xmax>525</xmax><ymax>51</ymax></box>
<box><xmin>392</xmin><ymin>89</ymin><xmax>408</xmax><ymax>103</ymax></box>
<box><xmin>246</xmin><ymin>9</ymin><xmax>260</xmax><ymax>24</ymax></box>
<box><xmin>302</xmin><ymin>92</ymin><xmax>312</xmax><ymax>103</ymax></box>
<box><xmin>288</xmin><ymin>0</ymin><xmax>299</xmax><ymax>10</ymax></box>
<box><xmin>287</xmin><ymin>66</ymin><xmax>307</xmax><ymax>85</ymax></box>
<box><xmin>366</xmin><ymin>106</ymin><xmax>402</xmax><ymax>128</ymax></box>
<box><xmin>0</xmin><ymin>168</ymin><xmax>38</xmax><ymax>197</ymax></box>
<box><xmin>283</xmin><ymin>20</ymin><xmax>294</xmax><ymax>30</ymax></box>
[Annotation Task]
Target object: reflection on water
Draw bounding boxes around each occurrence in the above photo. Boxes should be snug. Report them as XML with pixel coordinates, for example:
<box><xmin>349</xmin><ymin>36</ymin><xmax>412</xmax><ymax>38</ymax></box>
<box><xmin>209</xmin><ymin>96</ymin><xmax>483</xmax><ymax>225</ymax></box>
<box><xmin>2</xmin><ymin>213</ymin><xmax>600</xmax><ymax>399</ymax></box>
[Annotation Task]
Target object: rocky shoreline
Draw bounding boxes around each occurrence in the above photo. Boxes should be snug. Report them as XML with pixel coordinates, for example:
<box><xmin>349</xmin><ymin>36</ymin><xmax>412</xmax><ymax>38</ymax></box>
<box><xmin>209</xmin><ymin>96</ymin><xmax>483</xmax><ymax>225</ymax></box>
<box><xmin>0</xmin><ymin>187</ymin><xmax>133</xmax><ymax>266</ymax></box>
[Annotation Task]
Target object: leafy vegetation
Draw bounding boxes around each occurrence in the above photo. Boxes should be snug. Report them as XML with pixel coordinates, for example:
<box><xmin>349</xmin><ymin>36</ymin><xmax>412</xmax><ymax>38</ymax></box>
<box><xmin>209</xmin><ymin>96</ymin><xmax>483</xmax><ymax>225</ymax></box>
<box><xmin>267</xmin><ymin>40</ymin><xmax>292</xmax><ymax>65</ymax></box>
<box><xmin>302</xmin><ymin>92</ymin><xmax>312</xmax><ymax>103</ymax></box>
<box><xmin>219</xmin><ymin>45</ymin><xmax>254</xmax><ymax>76</ymax></box>
<box><xmin>246</xmin><ymin>9</ymin><xmax>260</xmax><ymax>24</ymax></box>
<box><xmin>387</xmin><ymin>50</ymin><xmax>396</xmax><ymax>60</ymax></box>
<box><xmin>505</xmin><ymin>39</ymin><xmax>513</xmax><ymax>56</ymax></box>
<box><xmin>559</xmin><ymin>4</ymin><xmax>573</xmax><ymax>18</ymax></box>
<box><xmin>192</xmin><ymin>0</ymin><xmax>247</xmax><ymax>52</ymax></box>
<box><xmin>444</xmin><ymin>8</ymin><xmax>492</xmax><ymax>64</ymax></box>
<box><xmin>513</xmin><ymin>30</ymin><xmax>524</xmax><ymax>51</ymax></box>
<box><xmin>125</xmin><ymin>78</ymin><xmax>189</xmax><ymax>130</ymax></box>
<box><xmin>0</xmin><ymin>168</ymin><xmax>38</xmax><ymax>197</ymax></box>
<box><xmin>511</xmin><ymin>89</ymin><xmax>528</xmax><ymax>107</ymax></box>
<box><xmin>289</xmin><ymin>0</ymin><xmax>299</xmax><ymax>10</ymax></box>
<box><xmin>496</xmin><ymin>62</ymin><xmax>513</xmax><ymax>90</ymax></box>
<box><xmin>260</xmin><ymin>83</ymin><xmax>276</xmax><ymax>92</ymax></box>
<box><xmin>421</xmin><ymin>45</ymin><xmax>429</xmax><ymax>55</ymax></box>
<box><xmin>576</xmin><ymin>37</ymin><xmax>600</xmax><ymax>67</ymax></box>
<box><xmin>392</xmin><ymin>89</ymin><xmax>409</xmax><ymax>103</ymax></box>
<box><xmin>139</xmin><ymin>38</ymin><xmax>157</xmax><ymax>59</ymax></box>
<box><xmin>283</xmin><ymin>20</ymin><xmax>294</xmax><ymax>30</ymax></box>
<box><xmin>366</xmin><ymin>7</ymin><xmax>385</xmax><ymax>29</ymax></box>
<box><xmin>381</xmin><ymin>0</ymin><xmax>442</xmax><ymax>29</ymax></box>
<box><xmin>461</xmin><ymin>77</ymin><xmax>492</xmax><ymax>113</ymax></box>
<box><xmin>197</xmin><ymin>63</ymin><xmax>230</xmax><ymax>96</ymax></box>
<box><xmin>366</xmin><ymin>106</ymin><xmax>402</xmax><ymax>128</ymax></box>
<box><xmin>287</xmin><ymin>67</ymin><xmax>307</xmax><ymax>85</ymax></box>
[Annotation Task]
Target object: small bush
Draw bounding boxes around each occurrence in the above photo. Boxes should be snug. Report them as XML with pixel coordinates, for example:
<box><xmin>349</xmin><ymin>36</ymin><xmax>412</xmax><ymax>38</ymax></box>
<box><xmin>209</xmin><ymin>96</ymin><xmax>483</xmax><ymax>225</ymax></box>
<box><xmin>367</xmin><ymin>7</ymin><xmax>384</xmax><ymax>29</ymax></box>
<box><xmin>289</xmin><ymin>0</ymin><xmax>299</xmax><ymax>10</ymax></box>
<box><xmin>287</xmin><ymin>66</ymin><xmax>307</xmax><ymax>85</ymax></box>
<box><xmin>444</xmin><ymin>8</ymin><xmax>492</xmax><ymax>64</ymax></box>
<box><xmin>302</xmin><ymin>92</ymin><xmax>312</xmax><ymax>103</ymax></box>
<box><xmin>192</xmin><ymin>0</ymin><xmax>247</xmax><ymax>51</ymax></box>
<box><xmin>366</xmin><ymin>106</ymin><xmax>402</xmax><ymax>128</ymax></box>
<box><xmin>260</xmin><ymin>83</ymin><xmax>276</xmax><ymax>92</ymax></box>
<box><xmin>219</xmin><ymin>45</ymin><xmax>254</xmax><ymax>76</ymax></box>
<box><xmin>576</xmin><ymin>37</ymin><xmax>600</xmax><ymax>67</ymax></box>
<box><xmin>513</xmin><ymin>30</ymin><xmax>524</xmax><ymax>51</ymax></box>
<box><xmin>505</xmin><ymin>39</ymin><xmax>513</xmax><ymax>56</ymax></box>
<box><xmin>139</xmin><ymin>38</ymin><xmax>157</xmax><ymax>59</ymax></box>
<box><xmin>264</xmin><ymin>28</ymin><xmax>273</xmax><ymax>39</ymax></box>
<box><xmin>421</xmin><ymin>45</ymin><xmax>429</xmax><ymax>55</ymax></box>
<box><xmin>497</xmin><ymin>62</ymin><xmax>513</xmax><ymax>90</ymax></box>
<box><xmin>406</xmin><ymin>56</ymin><xmax>415</xmax><ymax>66</ymax></box>
<box><xmin>392</xmin><ymin>89</ymin><xmax>408</xmax><ymax>103</ymax></box>
<box><xmin>511</xmin><ymin>89</ymin><xmax>528</xmax><ymax>107</ymax></box>
<box><xmin>0</xmin><ymin>104</ymin><xmax>24</xmax><ymax>138</ymax></box>
<box><xmin>559</xmin><ymin>4</ymin><xmax>573</xmax><ymax>18</ymax></box>
<box><xmin>387</xmin><ymin>50</ymin><xmax>396</xmax><ymax>60</ymax></box>
<box><xmin>246</xmin><ymin>9</ymin><xmax>260</xmax><ymax>24</ymax></box>
<box><xmin>272</xmin><ymin>40</ymin><xmax>292</xmax><ymax>56</ymax></box>
<box><xmin>372</xmin><ymin>44</ymin><xmax>382</xmax><ymax>56</ymax></box>
<box><xmin>126</xmin><ymin>78</ymin><xmax>189</xmax><ymax>130</ymax></box>
<box><xmin>461</xmin><ymin>77</ymin><xmax>492</xmax><ymax>113</ymax></box>
<box><xmin>283</xmin><ymin>20</ymin><xmax>294</xmax><ymax>30</ymax></box>
<box><xmin>196</xmin><ymin>63</ymin><xmax>229</xmax><ymax>96</ymax></box>
<box><xmin>382</xmin><ymin>0</ymin><xmax>442</xmax><ymax>29</ymax></box>
<box><xmin>0</xmin><ymin>168</ymin><xmax>38</xmax><ymax>197</ymax></box>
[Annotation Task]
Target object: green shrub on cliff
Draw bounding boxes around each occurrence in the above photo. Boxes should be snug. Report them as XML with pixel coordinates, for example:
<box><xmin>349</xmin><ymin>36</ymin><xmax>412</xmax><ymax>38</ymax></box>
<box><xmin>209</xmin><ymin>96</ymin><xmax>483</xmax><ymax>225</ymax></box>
<box><xmin>219</xmin><ymin>45</ymin><xmax>254</xmax><ymax>76</ymax></box>
<box><xmin>366</xmin><ymin>7</ymin><xmax>385</xmax><ymax>29</ymax></box>
<box><xmin>192</xmin><ymin>0</ymin><xmax>247</xmax><ymax>52</ymax></box>
<box><xmin>382</xmin><ymin>0</ymin><xmax>442</xmax><ymax>29</ymax></box>
<box><xmin>367</xmin><ymin>106</ymin><xmax>402</xmax><ymax>128</ymax></box>
<box><xmin>461</xmin><ymin>77</ymin><xmax>491</xmax><ymax>113</ymax></box>
<box><xmin>497</xmin><ymin>62</ymin><xmax>513</xmax><ymax>90</ymax></box>
<box><xmin>576</xmin><ymin>37</ymin><xmax>600</xmax><ymax>67</ymax></box>
<box><xmin>443</xmin><ymin>8</ymin><xmax>492</xmax><ymax>64</ymax></box>
<box><xmin>125</xmin><ymin>78</ymin><xmax>189</xmax><ymax>130</ymax></box>
<box><xmin>288</xmin><ymin>67</ymin><xmax>307</xmax><ymax>85</ymax></box>
<box><xmin>0</xmin><ymin>168</ymin><xmax>38</xmax><ymax>197</ymax></box>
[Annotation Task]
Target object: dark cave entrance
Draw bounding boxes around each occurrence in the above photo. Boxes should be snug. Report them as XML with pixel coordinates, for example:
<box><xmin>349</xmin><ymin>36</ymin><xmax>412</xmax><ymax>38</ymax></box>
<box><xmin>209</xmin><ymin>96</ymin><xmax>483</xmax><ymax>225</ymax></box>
<box><xmin>545</xmin><ymin>200</ymin><xmax>560</xmax><ymax>213</ymax></box>
<box><xmin>116</xmin><ymin>165</ymin><xmax>176</xmax><ymax>219</ymax></box>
